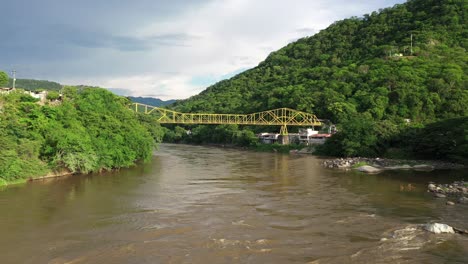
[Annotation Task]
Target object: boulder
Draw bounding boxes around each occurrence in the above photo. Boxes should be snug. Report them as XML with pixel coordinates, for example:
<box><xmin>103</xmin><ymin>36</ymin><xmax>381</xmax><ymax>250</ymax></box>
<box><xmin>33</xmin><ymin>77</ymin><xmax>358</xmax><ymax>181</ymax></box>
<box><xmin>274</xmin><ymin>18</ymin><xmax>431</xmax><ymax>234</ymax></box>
<box><xmin>424</xmin><ymin>223</ymin><xmax>455</xmax><ymax>234</ymax></box>
<box><xmin>434</xmin><ymin>193</ymin><xmax>446</xmax><ymax>198</ymax></box>
<box><xmin>384</xmin><ymin>165</ymin><xmax>412</xmax><ymax>170</ymax></box>
<box><xmin>356</xmin><ymin>165</ymin><xmax>382</xmax><ymax>173</ymax></box>
<box><xmin>458</xmin><ymin>196</ymin><xmax>468</xmax><ymax>204</ymax></box>
<box><xmin>428</xmin><ymin>184</ymin><xmax>437</xmax><ymax>191</ymax></box>
<box><xmin>413</xmin><ymin>164</ymin><xmax>435</xmax><ymax>171</ymax></box>
<box><xmin>446</xmin><ymin>201</ymin><xmax>455</xmax><ymax>206</ymax></box>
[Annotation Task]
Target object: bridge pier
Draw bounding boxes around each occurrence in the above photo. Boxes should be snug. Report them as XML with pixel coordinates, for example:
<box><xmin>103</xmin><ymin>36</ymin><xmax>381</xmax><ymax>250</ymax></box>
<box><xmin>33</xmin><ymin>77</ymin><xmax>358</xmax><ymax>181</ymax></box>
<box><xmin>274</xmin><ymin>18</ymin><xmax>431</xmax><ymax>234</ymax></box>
<box><xmin>279</xmin><ymin>125</ymin><xmax>289</xmax><ymax>145</ymax></box>
<box><xmin>279</xmin><ymin>135</ymin><xmax>289</xmax><ymax>145</ymax></box>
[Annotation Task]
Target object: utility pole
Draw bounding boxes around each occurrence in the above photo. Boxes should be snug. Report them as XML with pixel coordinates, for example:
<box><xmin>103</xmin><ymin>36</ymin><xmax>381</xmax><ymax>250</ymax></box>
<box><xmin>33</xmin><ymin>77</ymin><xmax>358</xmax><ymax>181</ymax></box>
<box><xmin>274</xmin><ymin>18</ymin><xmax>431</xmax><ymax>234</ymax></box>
<box><xmin>410</xmin><ymin>34</ymin><xmax>413</xmax><ymax>55</ymax></box>
<box><xmin>12</xmin><ymin>70</ymin><xmax>16</xmax><ymax>89</ymax></box>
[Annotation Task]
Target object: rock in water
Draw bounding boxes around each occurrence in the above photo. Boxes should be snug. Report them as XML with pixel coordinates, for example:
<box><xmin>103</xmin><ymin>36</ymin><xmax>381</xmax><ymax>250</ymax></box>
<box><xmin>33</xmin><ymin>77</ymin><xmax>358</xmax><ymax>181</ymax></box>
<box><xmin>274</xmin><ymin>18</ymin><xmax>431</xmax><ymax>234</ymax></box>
<box><xmin>428</xmin><ymin>183</ymin><xmax>437</xmax><ymax>191</ymax></box>
<box><xmin>356</xmin><ymin>165</ymin><xmax>381</xmax><ymax>173</ymax></box>
<box><xmin>424</xmin><ymin>223</ymin><xmax>455</xmax><ymax>234</ymax></box>
<box><xmin>384</xmin><ymin>165</ymin><xmax>412</xmax><ymax>170</ymax></box>
<box><xmin>446</xmin><ymin>201</ymin><xmax>455</xmax><ymax>206</ymax></box>
<box><xmin>413</xmin><ymin>164</ymin><xmax>435</xmax><ymax>171</ymax></box>
<box><xmin>458</xmin><ymin>196</ymin><xmax>468</xmax><ymax>204</ymax></box>
<box><xmin>434</xmin><ymin>193</ymin><xmax>446</xmax><ymax>198</ymax></box>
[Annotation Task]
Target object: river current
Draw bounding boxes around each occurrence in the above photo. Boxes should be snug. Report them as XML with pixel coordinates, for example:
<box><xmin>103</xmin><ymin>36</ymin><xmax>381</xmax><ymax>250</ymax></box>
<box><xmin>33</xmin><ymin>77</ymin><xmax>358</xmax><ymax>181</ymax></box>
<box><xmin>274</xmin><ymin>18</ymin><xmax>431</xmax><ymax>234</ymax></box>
<box><xmin>0</xmin><ymin>144</ymin><xmax>467</xmax><ymax>263</ymax></box>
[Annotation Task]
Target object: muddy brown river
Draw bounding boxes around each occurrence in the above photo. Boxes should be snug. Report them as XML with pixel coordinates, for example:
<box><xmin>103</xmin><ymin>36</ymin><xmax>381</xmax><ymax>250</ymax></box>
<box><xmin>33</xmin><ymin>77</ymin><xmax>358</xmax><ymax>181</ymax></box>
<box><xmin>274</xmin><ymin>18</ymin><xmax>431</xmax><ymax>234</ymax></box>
<box><xmin>0</xmin><ymin>144</ymin><xmax>467</xmax><ymax>263</ymax></box>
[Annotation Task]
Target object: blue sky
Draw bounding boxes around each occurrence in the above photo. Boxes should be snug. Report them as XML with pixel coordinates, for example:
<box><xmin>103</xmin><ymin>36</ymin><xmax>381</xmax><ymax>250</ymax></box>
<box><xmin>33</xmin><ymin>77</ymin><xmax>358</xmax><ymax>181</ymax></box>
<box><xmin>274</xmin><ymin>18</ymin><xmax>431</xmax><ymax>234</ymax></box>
<box><xmin>0</xmin><ymin>0</ymin><xmax>405</xmax><ymax>99</ymax></box>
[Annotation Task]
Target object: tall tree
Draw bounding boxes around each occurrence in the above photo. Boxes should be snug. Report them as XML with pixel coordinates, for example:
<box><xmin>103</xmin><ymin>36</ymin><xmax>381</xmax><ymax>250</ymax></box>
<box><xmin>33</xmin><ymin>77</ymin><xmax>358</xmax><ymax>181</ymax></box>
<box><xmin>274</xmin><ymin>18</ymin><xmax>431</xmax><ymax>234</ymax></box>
<box><xmin>0</xmin><ymin>71</ymin><xmax>8</xmax><ymax>87</ymax></box>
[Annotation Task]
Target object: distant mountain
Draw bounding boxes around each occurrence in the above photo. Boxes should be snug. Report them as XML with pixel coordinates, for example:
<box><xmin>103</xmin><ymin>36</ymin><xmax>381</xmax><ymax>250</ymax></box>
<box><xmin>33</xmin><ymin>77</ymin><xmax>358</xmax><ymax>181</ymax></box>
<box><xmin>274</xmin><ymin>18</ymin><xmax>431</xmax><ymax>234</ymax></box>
<box><xmin>128</xmin><ymin>96</ymin><xmax>176</xmax><ymax>107</ymax></box>
<box><xmin>8</xmin><ymin>78</ymin><xmax>62</xmax><ymax>91</ymax></box>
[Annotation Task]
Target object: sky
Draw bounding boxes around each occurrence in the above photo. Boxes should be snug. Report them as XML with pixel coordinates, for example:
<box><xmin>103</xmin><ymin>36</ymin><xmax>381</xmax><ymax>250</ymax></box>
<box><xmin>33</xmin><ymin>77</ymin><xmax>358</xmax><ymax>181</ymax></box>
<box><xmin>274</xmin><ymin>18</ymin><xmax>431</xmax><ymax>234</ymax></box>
<box><xmin>0</xmin><ymin>0</ymin><xmax>405</xmax><ymax>100</ymax></box>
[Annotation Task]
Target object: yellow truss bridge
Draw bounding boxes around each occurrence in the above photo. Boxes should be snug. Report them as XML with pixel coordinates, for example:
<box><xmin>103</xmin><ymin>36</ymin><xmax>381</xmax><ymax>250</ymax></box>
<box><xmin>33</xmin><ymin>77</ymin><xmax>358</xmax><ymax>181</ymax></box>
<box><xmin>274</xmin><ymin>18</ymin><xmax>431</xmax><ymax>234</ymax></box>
<box><xmin>132</xmin><ymin>103</ymin><xmax>322</xmax><ymax>135</ymax></box>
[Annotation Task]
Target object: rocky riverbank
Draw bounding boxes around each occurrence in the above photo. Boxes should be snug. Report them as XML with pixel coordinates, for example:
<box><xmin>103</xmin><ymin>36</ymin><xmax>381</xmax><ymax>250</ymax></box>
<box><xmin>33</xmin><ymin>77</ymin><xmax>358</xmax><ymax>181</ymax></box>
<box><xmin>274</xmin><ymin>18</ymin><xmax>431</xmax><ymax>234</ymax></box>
<box><xmin>427</xmin><ymin>181</ymin><xmax>468</xmax><ymax>205</ymax></box>
<box><xmin>322</xmin><ymin>157</ymin><xmax>465</xmax><ymax>172</ymax></box>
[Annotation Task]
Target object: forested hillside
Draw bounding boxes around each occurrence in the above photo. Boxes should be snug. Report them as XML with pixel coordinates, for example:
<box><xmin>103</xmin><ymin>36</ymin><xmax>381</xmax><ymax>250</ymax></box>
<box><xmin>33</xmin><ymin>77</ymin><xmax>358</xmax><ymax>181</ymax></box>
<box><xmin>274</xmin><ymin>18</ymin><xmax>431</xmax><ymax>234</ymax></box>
<box><xmin>173</xmin><ymin>0</ymin><xmax>466</xmax><ymax>124</ymax></box>
<box><xmin>170</xmin><ymin>0</ymin><xmax>467</xmax><ymax>160</ymax></box>
<box><xmin>0</xmin><ymin>85</ymin><xmax>162</xmax><ymax>185</ymax></box>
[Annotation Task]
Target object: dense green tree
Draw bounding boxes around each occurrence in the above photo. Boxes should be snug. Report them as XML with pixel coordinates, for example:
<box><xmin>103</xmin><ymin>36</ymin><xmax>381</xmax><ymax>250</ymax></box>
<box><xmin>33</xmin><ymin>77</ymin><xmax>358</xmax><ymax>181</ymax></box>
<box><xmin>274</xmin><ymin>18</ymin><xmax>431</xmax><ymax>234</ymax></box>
<box><xmin>73</xmin><ymin>88</ymin><xmax>154</xmax><ymax>169</ymax></box>
<box><xmin>233</xmin><ymin>130</ymin><xmax>258</xmax><ymax>147</ymax></box>
<box><xmin>137</xmin><ymin>113</ymin><xmax>165</xmax><ymax>144</ymax></box>
<box><xmin>0</xmin><ymin>87</ymin><xmax>160</xmax><ymax>184</ymax></box>
<box><xmin>316</xmin><ymin>115</ymin><xmax>379</xmax><ymax>157</ymax></box>
<box><xmin>405</xmin><ymin>117</ymin><xmax>468</xmax><ymax>164</ymax></box>
<box><xmin>161</xmin><ymin>126</ymin><xmax>188</xmax><ymax>143</ymax></box>
<box><xmin>0</xmin><ymin>71</ymin><xmax>8</xmax><ymax>87</ymax></box>
<box><xmin>169</xmin><ymin>0</ymin><xmax>467</xmax><ymax>159</ymax></box>
<box><xmin>173</xmin><ymin>0</ymin><xmax>467</xmax><ymax>122</ymax></box>
<box><xmin>46</xmin><ymin>91</ymin><xmax>60</xmax><ymax>101</ymax></box>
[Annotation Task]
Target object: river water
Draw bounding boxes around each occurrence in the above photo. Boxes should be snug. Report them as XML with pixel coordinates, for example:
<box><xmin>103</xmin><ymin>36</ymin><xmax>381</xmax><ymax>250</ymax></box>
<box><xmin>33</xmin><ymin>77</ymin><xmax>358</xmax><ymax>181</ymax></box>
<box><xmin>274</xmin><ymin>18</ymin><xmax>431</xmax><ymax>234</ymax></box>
<box><xmin>0</xmin><ymin>144</ymin><xmax>467</xmax><ymax>263</ymax></box>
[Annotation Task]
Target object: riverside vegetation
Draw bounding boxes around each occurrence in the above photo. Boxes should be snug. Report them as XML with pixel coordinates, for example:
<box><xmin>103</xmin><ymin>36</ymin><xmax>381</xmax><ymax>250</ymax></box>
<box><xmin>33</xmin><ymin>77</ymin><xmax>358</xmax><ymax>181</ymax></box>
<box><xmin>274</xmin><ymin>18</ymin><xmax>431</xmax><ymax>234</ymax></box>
<box><xmin>168</xmin><ymin>0</ymin><xmax>467</xmax><ymax>163</ymax></box>
<box><xmin>0</xmin><ymin>83</ymin><xmax>164</xmax><ymax>186</ymax></box>
<box><xmin>1</xmin><ymin>0</ymin><xmax>467</xmax><ymax>186</ymax></box>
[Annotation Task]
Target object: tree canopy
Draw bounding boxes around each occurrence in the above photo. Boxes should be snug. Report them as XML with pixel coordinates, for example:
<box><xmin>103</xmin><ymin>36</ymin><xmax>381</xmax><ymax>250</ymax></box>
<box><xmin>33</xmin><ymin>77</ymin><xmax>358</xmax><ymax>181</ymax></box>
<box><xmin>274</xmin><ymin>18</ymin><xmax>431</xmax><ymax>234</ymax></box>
<box><xmin>0</xmin><ymin>71</ymin><xmax>8</xmax><ymax>87</ymax></box>
<box><xmin>170</xmin><ymin>0</ymin><xmax>467</xmax><ymax>159</ymax></box>
<box><xmin>173</xmin><ymin>0</ymin><xmax>467</xmax><ymax>124</ymax></box>
<box><xmin>0</xmin><ymin>87</ymin><xmax>160</xmax><ymax>183</ymax></box>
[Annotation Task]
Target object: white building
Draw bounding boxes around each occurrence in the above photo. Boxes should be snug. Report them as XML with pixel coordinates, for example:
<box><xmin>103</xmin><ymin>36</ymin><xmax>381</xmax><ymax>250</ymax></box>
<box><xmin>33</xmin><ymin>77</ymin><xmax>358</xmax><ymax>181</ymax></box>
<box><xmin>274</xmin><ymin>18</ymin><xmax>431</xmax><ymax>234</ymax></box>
<box><xmin>299</xmin><ymin>128</ymin><xmax>332</xmax><ymax>145</ymax></box>
<box><xmin>258</xmin><ymin>133</ymin><xmax>279</xmax><ymax>144</ymax></box>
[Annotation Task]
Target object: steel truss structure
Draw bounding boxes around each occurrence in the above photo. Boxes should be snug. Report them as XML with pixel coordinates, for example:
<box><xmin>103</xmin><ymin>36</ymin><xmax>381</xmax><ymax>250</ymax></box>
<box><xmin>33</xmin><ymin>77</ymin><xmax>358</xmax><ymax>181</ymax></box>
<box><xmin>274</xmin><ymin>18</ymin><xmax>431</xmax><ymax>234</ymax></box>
<box><xmin>132</xmin><ymin>103</ymin><xmax>322</xmax><ymax>135</ymax></box>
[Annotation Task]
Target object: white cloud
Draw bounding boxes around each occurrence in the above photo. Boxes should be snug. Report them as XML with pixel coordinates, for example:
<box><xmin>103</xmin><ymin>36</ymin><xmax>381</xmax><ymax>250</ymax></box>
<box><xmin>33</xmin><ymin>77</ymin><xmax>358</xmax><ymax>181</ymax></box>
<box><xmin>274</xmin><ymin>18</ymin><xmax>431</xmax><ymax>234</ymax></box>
<box><xmin>100</xmin><ymin>73</ymin><xmax>194</xmax><ymax>99</ymax></box>
<box><xmin>1</xmin><ymin>0</ymin><xmax>405</xmax><ymax>100</ymax></box>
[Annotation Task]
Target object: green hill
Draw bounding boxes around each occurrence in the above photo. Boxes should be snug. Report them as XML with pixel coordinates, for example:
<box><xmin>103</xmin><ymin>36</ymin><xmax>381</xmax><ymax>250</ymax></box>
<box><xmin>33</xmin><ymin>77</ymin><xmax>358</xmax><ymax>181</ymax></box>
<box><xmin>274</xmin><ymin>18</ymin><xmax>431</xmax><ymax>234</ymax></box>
<box><xmin>8</xmin><ymin>78</ymin><xmax>62</xmax><ymax>91</ymax></box>
<box><xmin>173</xmin><ymin>0</ymin><xmax>467</xmax><ymax>123</ymax></box>
<box><xmin>171</xmin><ymin>0</ymin><xmax>467</xmax><ymax>159</ymax></box>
